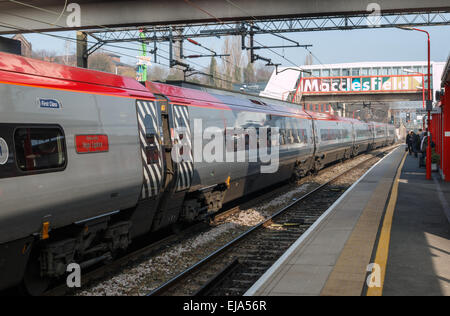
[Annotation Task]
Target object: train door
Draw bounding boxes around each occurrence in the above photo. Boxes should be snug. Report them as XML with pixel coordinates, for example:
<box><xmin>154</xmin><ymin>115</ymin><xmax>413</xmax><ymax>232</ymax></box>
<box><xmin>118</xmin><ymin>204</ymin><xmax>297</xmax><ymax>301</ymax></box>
<box><xmin>149</xmin><ymin>98</ymin><xmax>194</xmax><ymax>231</ymax></box>
<box><xmin>310</xmin><ymin>117</ymin><xmax>321</xmax><ymax>171</ymax></box>
<box><xmin>136</xmin><ymin>99</ymin><xmax>164</xmax><ymax>199</ymax></box>
<box><xmin>172</xmin><ymin>104</ymin><xmax>194</xmax><ymax>192</ymax></box>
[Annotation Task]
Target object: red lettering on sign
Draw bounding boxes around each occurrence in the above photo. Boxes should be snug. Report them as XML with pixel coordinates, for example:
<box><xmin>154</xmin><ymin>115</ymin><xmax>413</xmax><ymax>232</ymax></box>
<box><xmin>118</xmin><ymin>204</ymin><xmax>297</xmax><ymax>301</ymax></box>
<box><xmin>75</xmin><ymin>135</ymin><xmax>109</xmax><ymax>153</ymax></box>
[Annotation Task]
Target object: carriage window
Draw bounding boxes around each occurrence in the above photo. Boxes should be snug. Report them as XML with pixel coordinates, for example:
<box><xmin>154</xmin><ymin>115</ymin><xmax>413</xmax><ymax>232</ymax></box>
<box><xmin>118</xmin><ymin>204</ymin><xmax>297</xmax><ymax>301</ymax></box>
<box><xmin>14</xmin><ymin>127</ymin><xmax>66</xmax><ymax>172</ymax></box>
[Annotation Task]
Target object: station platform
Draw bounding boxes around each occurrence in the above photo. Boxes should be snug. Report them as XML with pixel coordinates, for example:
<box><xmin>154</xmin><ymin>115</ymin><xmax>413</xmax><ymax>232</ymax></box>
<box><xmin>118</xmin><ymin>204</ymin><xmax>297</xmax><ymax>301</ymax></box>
<box><xmin>245</xmin><ymin>146</ymin><xmax>450</xmax><ymax>296</ymax></box>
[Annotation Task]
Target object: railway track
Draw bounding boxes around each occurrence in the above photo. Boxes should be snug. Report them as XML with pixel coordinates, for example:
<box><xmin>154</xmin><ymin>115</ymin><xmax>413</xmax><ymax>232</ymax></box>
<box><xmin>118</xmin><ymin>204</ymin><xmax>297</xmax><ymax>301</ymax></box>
<box><xmin>147</xmin><ymin>145</ymin><xmax>398</xmax><ymax>296</ymax></box>
<box><xmin>43</xmin><ymin>180</ymin><xmax>295</xmax><ymax>296</ymax></box>
<box><xmin>40</xmin><ymin>145</ymin><xmax>397</xmax><ymax>296</ymax></box>
<box><xmin>42</xmin><ymin>222</ymin><xmax>210</xmax><ymax>296</ymax></box>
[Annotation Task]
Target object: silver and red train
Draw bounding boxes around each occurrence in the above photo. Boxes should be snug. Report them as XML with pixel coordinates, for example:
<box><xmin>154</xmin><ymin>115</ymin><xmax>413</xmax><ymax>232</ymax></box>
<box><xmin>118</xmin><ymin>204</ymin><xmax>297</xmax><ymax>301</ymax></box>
<box><xmin>0</xmin><ymin>52</ymin><xmax>395</xmax><ymax>293</ymax></box>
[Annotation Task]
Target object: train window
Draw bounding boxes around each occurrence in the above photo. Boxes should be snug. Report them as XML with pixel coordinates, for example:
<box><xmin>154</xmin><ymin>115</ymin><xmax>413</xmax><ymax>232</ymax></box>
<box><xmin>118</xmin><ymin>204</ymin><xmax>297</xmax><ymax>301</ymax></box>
<box><xmin>342</xmin><ymin>129</ymin><xmax>350</xmax><ymax>139</ymax></box>
<box><xmin>279</xmin><ymin>129</ymin><xmax>286</xmax><ymax>145</ymax></box>
<box><xmin>14</xmin><ymin>127</ymin><xmax>66</xmax><ymax>172</ymax></box>
<box><xmin>292</xmin><ymin>130</ymin><xmax>298</xmax><ymax>144</ymax></box>
<box><xmin>286</xmin><ymin>129</ymin><xmax>294</xmax><ymax>144</ymax></box>
<box><xmin>320</xmin><ymin>129</ymin><xmax>345</xmax><ymax>141</ymax></box>
<box><xmin>297</xmin><ymin>129</ymin><xmax>307</xmax><ymax>144</ymax></box>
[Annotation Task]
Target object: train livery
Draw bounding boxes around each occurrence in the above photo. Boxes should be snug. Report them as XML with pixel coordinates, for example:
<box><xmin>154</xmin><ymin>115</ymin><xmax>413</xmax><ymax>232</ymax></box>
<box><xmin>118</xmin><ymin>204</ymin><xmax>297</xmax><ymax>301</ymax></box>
<box><xmin>0</xmin><ymin>52</ymin><xmax>395</xmax><ymax>293</ymax></box>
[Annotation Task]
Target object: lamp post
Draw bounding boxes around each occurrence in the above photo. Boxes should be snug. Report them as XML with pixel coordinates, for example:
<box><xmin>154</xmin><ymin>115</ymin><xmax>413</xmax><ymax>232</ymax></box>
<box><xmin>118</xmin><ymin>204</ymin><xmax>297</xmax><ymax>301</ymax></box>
<box><xmin>398</xmin><ymin>26</ymin><xmax>432</xmax><ymax>180</ymax></box>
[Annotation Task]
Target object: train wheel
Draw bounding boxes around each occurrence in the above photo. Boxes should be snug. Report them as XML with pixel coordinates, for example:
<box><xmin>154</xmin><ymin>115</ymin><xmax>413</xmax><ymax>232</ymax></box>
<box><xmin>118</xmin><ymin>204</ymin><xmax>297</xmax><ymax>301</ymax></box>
<box><xmin>21</xmin><ymin>253</ymin><xmax>50</xmax><ymax>296</ymax></box>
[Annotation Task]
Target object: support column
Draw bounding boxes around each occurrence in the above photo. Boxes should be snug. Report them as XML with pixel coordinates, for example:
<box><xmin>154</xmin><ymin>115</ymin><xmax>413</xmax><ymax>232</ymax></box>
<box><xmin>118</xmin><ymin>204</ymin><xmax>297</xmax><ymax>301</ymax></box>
<box><xmin>76</xmin><ymin>31</ymin><xmax>88</xmax><ymax>68</ymax></box>
<box><xmin>443</xmin><ymin>83</ymin><xmax>450</xmax><ymax>181</ymax></box>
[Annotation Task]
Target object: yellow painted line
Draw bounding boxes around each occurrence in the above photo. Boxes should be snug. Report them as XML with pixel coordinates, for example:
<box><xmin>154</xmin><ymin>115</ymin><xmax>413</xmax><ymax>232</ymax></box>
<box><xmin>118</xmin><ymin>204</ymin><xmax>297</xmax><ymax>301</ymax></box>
<box><xmin>367</xmin><ymin>152</ymin><xmax>407</xmax><ymax>296</ymax></box>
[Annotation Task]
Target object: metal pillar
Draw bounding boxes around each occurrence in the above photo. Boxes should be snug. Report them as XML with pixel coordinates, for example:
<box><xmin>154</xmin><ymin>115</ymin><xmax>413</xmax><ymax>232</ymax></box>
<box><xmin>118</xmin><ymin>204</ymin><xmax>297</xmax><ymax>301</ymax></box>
<box><xmin>76</xmin><ymin>31</ymin><xmax>88</xmax><ymax>68</ymax></box>
<box><xmin>442</xmin><ymin>84</ymin><xmax>450</xmax><ymax>180</ymax></box>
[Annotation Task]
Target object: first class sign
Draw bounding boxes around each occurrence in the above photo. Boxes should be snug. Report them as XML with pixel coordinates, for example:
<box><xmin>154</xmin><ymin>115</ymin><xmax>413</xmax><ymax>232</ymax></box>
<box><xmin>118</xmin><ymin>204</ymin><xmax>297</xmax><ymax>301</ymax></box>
<box><xmin>75</xmin><ymin>135</ymin><xmax>109</xmax><ymax>153</ymax></box>
<box><xmin>301</xmin><ymin>75</ymin><xmax>423</xmax><ymax>94</ymax></box>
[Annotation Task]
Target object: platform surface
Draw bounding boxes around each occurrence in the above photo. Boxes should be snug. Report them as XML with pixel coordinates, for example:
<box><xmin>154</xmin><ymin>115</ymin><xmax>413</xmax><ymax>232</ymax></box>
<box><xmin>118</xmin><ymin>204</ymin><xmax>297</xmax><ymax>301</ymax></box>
<box><xmin>383</xmin><ymin>154</ymin><xmax>450</xmax><ymax>295</ymax></box>
<box><xmin>245</xmin><ymin>146</ymin><xmax>450</xmax><ymax>296</ymax></box>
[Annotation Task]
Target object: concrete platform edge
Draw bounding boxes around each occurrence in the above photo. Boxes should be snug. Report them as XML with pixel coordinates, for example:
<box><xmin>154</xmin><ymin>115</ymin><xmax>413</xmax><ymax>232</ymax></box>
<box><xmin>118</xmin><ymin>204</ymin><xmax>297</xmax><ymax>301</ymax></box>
<box><xmin>244</xmin><ymin>147</ymin><xmax>400</xmax><ymax>296</ymax></box>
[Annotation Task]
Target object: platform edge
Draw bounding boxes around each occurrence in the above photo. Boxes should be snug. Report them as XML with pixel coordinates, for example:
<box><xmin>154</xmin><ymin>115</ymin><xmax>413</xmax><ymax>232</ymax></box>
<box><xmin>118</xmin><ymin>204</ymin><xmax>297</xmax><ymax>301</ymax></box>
<box><xmin>244</xmin><ymin>146</ymin><xmax>401</xmax><ymax>296</ymax></box>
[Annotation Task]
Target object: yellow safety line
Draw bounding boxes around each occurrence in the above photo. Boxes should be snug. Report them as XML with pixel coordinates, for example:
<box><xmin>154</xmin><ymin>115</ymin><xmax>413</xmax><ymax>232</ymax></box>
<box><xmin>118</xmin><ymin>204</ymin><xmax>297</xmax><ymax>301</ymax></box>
<box><xmin>367</xmin><ymin>152</ymin><xmax>407</xmax><ymax>296</ymax></box>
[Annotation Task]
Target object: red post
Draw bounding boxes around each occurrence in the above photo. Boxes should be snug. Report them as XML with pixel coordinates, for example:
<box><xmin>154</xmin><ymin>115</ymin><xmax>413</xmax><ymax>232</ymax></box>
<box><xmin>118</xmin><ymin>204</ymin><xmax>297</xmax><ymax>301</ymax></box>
<box><xmin>443</xmin><ymin>85</ymin><xmax>450</xmax><ymax>180</ymax></box>
<box><xmin>422</xmin><ymin>74</ymin><xmax>425</xmax><ymax>129</ymax></box>
<box><xmin>426</xmin><ymin>31</ymin><xmax>432</xmax><ymax>180</ymax></box>
<box><xmin>410</xmin><ymin>27</ymin><xmax>432</xmax><ymax>180</ymax></box>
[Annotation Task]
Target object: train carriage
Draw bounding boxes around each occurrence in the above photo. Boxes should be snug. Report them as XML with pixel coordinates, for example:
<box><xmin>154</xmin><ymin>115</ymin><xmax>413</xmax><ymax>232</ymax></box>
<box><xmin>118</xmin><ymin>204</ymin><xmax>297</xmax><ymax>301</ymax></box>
<box><xmin>0</xmin><ymin>52</ymin><xmax>395</xmax><ymax>294</ymax></box>
<box><xmin>0</xmin><ymin>53</ymin><xmax>166</xmax><ymax>292</ymax></box>
<box><xmin>370</xmin><ymin>122</ymin><xmax>389</xmax><ymax>149</ymax></box>
<box><xmin>352</xmin><ymin>120</ymin><xmax>373</xmax><ymax>155</ymax></box>
<box><xmin>310</xmin><ymin>114</ymin><xmax>354</xmax><ymax>170</ymax></box>
<box><xmin>150</xmin><ymin>82</ymin><xmax>316</xmax><ymax>214</ymax></box>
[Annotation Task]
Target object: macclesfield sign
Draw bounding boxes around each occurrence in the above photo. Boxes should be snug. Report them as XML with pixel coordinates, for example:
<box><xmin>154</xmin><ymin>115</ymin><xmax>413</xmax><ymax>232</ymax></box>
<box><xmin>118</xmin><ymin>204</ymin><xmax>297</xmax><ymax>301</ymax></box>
<box><xmin>300</xmin><ymin>75</ymin><xmax>425</xmax><ymax>94</ymax></box>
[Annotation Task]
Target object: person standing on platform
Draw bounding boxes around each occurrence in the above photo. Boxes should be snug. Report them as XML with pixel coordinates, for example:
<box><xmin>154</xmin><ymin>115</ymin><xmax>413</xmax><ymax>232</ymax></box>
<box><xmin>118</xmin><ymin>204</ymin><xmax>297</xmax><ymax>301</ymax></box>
<box><xmin>411</xmin><ymin>131</ymin><xmax>420</xmax><ymax>158</ymax></box>
<box><xmin>419</xmin><ymin>132</ymin><xmax>428</xmax><ymax>167</ymax></box>
<box><xmin>406</xmin><ymin>131</ymin><xmax>413</xmax><ymax>155</ymax></box>
<box><xmin>418</xmin><ymin>129</ymin><xmax>424</xmax><ymax>141</ymax></box>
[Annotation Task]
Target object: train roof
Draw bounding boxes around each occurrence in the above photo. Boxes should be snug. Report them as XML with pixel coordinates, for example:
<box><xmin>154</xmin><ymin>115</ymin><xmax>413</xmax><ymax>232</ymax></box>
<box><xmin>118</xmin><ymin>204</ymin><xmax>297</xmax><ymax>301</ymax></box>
<box><xmin>0</xmin><ymin>52</ymin><xmax>155</xmax><ymax>99</ymax></box>
<box><xmin>149</xmin><ymin>81</ymin><xmax>353</xmax><ymax>122</ymax></box>
<box><xmin>0</xmin><ymin>53</ymin><xmax>390</xmax><ymax>127</ymax></box>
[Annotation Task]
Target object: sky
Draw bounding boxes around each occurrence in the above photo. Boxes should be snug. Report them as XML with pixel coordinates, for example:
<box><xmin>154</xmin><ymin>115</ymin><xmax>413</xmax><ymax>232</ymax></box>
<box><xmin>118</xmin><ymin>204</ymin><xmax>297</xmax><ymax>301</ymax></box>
<box><xmin>20</xmin><ymin>24</ymin><xmax>450</xmax><ymax>72</ymax></box>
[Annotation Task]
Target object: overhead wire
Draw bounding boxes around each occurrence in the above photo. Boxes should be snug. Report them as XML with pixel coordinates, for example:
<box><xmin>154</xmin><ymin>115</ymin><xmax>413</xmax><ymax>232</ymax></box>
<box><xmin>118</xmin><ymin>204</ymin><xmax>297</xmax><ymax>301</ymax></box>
<box><xmin>179</xmin><ymin>0</ymin><xmax>323</xmax><ymax>99</ymax></box>
<box><xmin>0</xmin><ymin>20</ymin><xmax>189</xmax><ymax>74</ymax></box>
<box><xmin>224</xmin><ymin>0</ymin><xmax>326</xmax><ymax>68</ymax></box>
<box><xmin>2</xmin><ymin>0</ymin><xmax>319</xmax><ymax>92</ymax></box>
<box><xmin>0</xmin><ymin>18</ymin><xmax>241</xmax><ymax>85</ymax></box>
<box><xmin>4</xmin><ymin>0</ymin><xmax>281</xmax><ymax>87</ymax></box>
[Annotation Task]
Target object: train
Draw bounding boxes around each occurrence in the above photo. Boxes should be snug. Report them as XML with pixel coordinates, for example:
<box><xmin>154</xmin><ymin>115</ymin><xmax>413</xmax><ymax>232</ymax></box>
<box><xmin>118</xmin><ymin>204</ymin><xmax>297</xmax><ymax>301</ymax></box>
<box><xmin>0</xmin><ymin>52</ymin><xmax>396</xmax><ymax>294</ymax></box>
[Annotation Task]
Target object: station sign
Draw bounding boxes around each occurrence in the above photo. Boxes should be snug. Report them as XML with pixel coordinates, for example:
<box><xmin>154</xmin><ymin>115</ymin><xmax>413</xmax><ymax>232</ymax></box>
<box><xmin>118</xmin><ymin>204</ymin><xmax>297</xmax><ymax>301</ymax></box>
<box><xmin>416</xmin><ymin>108</ymin><xmax>441</xmax><ymax>115</ymax></box>
<box><xmin>300</xmin><ymin>75</ymin><xmax>424</xmax><ymax>94</ymax></box>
